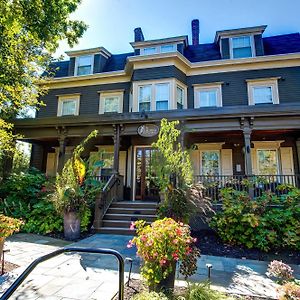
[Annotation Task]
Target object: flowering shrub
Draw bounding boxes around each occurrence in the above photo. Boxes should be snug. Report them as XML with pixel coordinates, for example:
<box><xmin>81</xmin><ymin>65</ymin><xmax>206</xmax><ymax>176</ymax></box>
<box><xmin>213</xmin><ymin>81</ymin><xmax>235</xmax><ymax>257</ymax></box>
<box><xmin>128</xmin><ymin>218</ymin><xmax>200</xmax><ymax>286</ymax></box>
<box><xmin>267</xmin><ymin>260</ymin><xmax>294</xmax><ymax>282</ymax></box>
<box><xmin>280</xmin><ymin>282</ymin><xmax>300</xmax><ymax>300</ymax></box>
<box><xmin>267</xmin><ymin>260</ymin><xmax>300</xmax><ymax>300</ymax></box>
<box><xmin>0</xmin><ymin>214</ymin><xmax>23</xmax><ymax>238</ymax></box>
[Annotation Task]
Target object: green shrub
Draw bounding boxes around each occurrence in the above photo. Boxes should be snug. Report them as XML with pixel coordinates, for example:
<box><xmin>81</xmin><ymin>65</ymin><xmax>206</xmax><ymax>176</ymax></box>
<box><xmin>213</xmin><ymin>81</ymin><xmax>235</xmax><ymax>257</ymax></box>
<box><xmin>0</xmin><ymin>169</ymin><xmax>62</xmax><ymax>234</ymax></box>
<box><xmin>183</xmin><ymin>282</ymin><xmax>228</xmax><ymax>300</ymax></box>
<box><xmin>210</xmin><ymin>187</ymin><xmax>300</xmax><ymax>251</ymax></box>
<box><xmin>132</xmin><ymin>291</ymin><xmax>169</xmax><ymax>300</ymax></box>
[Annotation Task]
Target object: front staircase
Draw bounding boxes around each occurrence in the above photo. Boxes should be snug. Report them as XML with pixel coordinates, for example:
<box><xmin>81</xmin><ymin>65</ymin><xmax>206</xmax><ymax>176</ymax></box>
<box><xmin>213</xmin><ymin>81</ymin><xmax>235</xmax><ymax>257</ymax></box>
<box><xmin>95</xmin><ymin>201</ymin><xmax>158</xmax><ymax>235</ymax></box>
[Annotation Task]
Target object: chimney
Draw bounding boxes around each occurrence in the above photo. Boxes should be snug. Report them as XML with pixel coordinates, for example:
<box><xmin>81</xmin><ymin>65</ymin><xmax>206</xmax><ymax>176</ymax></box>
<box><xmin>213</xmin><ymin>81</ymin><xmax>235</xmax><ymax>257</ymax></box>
<box><xmin>134</xmin><ymin>27</ymin><xmax>145</xmax><ymax>42</ymax></box>
<box><xmin>191</xmin><ymin>19</ymin><xmax>199</xmax><ymax>45</ymax></box>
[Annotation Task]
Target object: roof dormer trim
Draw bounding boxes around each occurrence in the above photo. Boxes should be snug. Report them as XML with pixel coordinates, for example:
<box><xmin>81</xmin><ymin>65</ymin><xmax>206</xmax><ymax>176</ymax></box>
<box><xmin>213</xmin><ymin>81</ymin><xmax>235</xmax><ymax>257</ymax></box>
<box><xmin>214</xmin><ymin>25</ymin><xmax>267</xmax><ymax>43</ymax></box>
<box><xmin>130</xmin><ymin>36</ymin><xmax>188</xmax><ymax>48</ymax></box>
<box><xmin>65</xmin><ymin>47</ymin><xmax>111</xmax><ymax>59</ymax></box>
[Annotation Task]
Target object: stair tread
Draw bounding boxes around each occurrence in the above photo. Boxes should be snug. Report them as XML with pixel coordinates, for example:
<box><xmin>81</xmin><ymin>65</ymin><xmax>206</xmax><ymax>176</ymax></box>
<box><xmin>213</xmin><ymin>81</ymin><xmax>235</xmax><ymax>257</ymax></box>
<box><xmin>105</xmin><ymin>213</ymin><xmax>157</xmax><ymax>217</ymax></box>
<box><xmin>103</xmin><ymin>219</ymin><xmax>152</xmax><ymax>224</ymax></box>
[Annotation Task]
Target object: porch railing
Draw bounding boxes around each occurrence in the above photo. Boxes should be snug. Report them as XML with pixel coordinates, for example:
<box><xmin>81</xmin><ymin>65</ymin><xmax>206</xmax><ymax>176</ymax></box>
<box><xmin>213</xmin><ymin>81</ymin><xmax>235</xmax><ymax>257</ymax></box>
<box><xmin>93</xmin><ymin>173</ymin><xmax>124</xmax><ymax>230</ymax></box>
<box><xmin>194</xmin><ymin>174</ymin><xmax>300</xmax><ymax>202</ymax></box>
<box><xmin>93</xmin><ymin>175</ymin><xmax>111</xmax><ymax>184</ymax></box>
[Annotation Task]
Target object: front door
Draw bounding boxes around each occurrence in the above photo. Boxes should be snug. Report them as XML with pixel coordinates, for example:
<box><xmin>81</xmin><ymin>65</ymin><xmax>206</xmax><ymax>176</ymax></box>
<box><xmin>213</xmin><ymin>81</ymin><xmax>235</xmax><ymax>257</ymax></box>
<box><xmin>135</xmin><ymin>147</ymin><xmax>159</xmax><ymax>201</ymax></box>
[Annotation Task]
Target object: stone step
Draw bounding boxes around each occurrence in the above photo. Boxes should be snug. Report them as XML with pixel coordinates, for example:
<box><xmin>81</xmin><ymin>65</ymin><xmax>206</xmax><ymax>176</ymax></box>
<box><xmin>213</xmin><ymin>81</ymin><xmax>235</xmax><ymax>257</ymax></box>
<box><xmin>107</xmin><ymin>207</ymin><xmax>157</xmax><ymax>215</ymax></box>
<box><xmin>111</xmin><ymin>201</ymin><xmax>159</xmax><ymax>209</ymax></box>
<box><xmin>94</xmin><ymin>227</ymin><xmax>136</xmax><ymax>235</ymax></box>
<box><xmin>102</xmin><ymin>219</ymin><xmax>152</xmax><ymax>228</ymax></box>
<box><xmin>104</xmin><ymin>213</ymin><xmax>157</xmax><ymax>222</ymax></box>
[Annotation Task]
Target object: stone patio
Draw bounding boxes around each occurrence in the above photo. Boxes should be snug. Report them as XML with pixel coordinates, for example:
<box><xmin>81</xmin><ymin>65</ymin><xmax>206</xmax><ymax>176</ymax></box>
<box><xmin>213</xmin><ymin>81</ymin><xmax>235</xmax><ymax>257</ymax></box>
<box><xmin>0</xmin><ymin>233</ymin><xmax>299</xmax><ymax>299</ymax></box>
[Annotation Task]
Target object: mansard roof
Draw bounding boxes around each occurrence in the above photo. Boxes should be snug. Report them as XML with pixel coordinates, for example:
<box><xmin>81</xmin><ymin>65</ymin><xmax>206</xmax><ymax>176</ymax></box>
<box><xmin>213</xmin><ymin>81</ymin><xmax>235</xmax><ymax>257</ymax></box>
<box><xmin>49</xmin><ymin>32</ymin><xmax>300</xmax><ymax>78</ymax></box>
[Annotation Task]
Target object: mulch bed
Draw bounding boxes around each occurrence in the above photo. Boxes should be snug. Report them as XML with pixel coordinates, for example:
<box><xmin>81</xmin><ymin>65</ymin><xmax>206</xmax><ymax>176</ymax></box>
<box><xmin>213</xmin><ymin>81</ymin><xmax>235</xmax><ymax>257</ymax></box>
<box><xmin>193</xmin><ymin>229</ymin><xmax>300</xmax><ymax>265</ymax></box>
<box><xmin>0</xmin><ymin>260</ymin><xmax>19</xmax><ymax>275</ymax></box>
<box><xmin>113</xmin><ymin>279</ymin><xmax>266</xmax><ymax>300</ymax></box>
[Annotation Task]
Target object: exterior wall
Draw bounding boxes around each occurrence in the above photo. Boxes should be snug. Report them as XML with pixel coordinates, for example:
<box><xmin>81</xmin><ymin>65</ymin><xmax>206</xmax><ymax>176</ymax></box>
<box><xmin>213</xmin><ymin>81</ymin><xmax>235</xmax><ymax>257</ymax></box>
<box><xmin>93</xmin><ymin>54</ymin><xmax>108</xmax><ymax>73</ymax></box>
<box><xmin>132</xmin><ymin>66</ymin><xmax>187</xmax><ymax>84</ymax></box>
<box><xmin>30</xmin><ymin>144</ymin><xmax>46</xmax><ymax>172</ymax></box>
<box><xmin>37</xmin><ymin>82</ymin><xmax>131</xmax><ymax>118</ymax></box>
<box><xmin>68</xmin><ymin>57</ymin><xmax>75</xmax><ymax>76</ymax></box>
<box><xmin>187</xmin><ymin>66</ymin><xmax>300</xmax><ymax>108</ymax></box>
<box><xmin>220</xmin><ymin>38</ymin><xmax>230</xmax><ymax>59</ymax></box>
<box><xmin>254</xmin><ymin>34</ymin><xmax>264</xmax><ymax>56</ymax></box>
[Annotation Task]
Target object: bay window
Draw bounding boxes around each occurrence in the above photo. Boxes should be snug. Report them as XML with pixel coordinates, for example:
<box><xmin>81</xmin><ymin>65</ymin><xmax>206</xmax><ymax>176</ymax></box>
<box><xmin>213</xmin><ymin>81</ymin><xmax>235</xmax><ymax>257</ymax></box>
<box><xmin>155</xmin><ymin>83</ymin><xmax>169</xmax><ymax>110</ymax></box>
<box><xmin>176</xmin><ymin>86</ymin><xmax>184</xmax><ymax>109</ymax></box>
<box><xmin>138</xmin><ymin>85</ymin><xmax>151</xmax><ymax>111</ymax></box>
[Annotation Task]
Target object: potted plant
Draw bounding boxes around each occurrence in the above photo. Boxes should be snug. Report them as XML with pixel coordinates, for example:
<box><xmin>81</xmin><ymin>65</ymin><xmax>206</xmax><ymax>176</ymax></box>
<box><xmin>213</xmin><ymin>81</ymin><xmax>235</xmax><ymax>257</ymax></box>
<box><xmin>52</xmin><ymin>130</ymin><xmax>103</xmax><ymax>240</ymax></box>
<box><xmin>128</xmin><ymin>218</ymin><xmax>200</xmax><ymax>292</ymax></box>
<box><xmin>0</xmin><ymin>214</ymin><xmax>22</xmax><ymax>259</ymax></box>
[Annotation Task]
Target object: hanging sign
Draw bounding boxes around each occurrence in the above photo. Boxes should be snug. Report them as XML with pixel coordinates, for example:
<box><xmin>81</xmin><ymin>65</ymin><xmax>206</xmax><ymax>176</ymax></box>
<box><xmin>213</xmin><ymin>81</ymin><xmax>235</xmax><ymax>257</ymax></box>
<box><xmin>137</xmin><ymin>124</ymin><xmax>159</xmax><ymax>137</ymax></box>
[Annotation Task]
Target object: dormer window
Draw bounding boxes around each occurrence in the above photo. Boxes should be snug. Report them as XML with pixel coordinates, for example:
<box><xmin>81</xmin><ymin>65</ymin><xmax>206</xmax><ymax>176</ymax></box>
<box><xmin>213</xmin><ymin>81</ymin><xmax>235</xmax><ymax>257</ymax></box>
<box><xmin>141</xmin><ymin>44</ymin><xmax>176</xmax><ymax>55</ymax></box>
<box><xmin>76</xmin><ymin>55</ymin><xmax>93</xmax><ymax>75</ymax></box>
<box><xmin>230</xmin><ymin>36</ymin><xmax>254</xmax><ymax>59</ymax></box>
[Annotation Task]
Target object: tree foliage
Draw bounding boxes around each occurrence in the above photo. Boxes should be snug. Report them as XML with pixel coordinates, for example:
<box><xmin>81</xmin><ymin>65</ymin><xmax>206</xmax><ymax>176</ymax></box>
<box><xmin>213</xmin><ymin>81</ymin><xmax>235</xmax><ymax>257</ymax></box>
<box><xmin>0</xmin><ymin>0</ymin><xmax>87</xmax><ymax>152</ymax></box>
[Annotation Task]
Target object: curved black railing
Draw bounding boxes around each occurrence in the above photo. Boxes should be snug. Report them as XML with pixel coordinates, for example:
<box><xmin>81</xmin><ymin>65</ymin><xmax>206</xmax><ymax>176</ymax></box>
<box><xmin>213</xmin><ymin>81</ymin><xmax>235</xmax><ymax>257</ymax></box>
<box><xmin>0</xmin><ymin>247</ymin><xmax>124</xmax><ymax>300</ymax></box>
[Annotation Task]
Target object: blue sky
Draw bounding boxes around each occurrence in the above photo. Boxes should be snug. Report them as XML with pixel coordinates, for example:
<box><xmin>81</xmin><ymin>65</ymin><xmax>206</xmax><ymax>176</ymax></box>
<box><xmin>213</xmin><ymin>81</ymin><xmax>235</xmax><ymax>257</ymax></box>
<box><xmin>56</xmin><ymin>0</ymin><xmax>300</xmax><ymax>58</ymax></box>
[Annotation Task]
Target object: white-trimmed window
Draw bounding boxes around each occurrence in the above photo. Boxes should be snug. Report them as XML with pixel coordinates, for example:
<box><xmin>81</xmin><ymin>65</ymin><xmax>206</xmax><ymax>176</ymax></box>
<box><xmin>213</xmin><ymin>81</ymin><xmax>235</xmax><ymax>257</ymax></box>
<box><xmin>57</xmin><ymin>95</ymin><xmax>80</xmax><ymax>116</ymax></box>
<box><xmin>176</xmin><ymin>86</ymin><xmax>184</xmax><ymax>109</ymax></box>
<box><xmin>99</xmin><ymin>91</ymin><xmax>123</xmax><ymax>114</ymax></box>
<box><xmin>76</xmin><ymin>55</ymin><xmax>93</xmax><ymax>76</ymax></box>
<box><xmin>194</xmin><ymin>83</ymin><xmax>222</xmax><ymax>108</ymax></box>
<box><xmin>257</xmin><ymin>149</ymin><xmax>279</xmax><ymax>175</ymax></box>
<box><xmin>247</xmin><ymin>78</ymin><xmax>280</xmax><ymax>105</ymax></box>
<box><xmin>155</xmin><ymin>83</ymin><xmax>169</xmax><ymax>111</ymax></box>
<box><xmin>200</xmin><ymin>150</ymin><xmax>221</xmax><ymax>175</ymax></box>
<box><xmin>141</xmin><ymin>44</ymin><xmax>176</xmax><ymax>55</ymax></box>
<box><xmin>138</xmin><ymin>85</ymin><xmax>151</xmax><ymax>111</ymax></box>
<box><xmin>133</xmin><ymin>79</ymin><xmax>186</xmax><ymax>112</ymax></box>
<box><xmin>230</xmin><ymin>36</ymin><xmax>254</xmax><ymax>59</ymax></box>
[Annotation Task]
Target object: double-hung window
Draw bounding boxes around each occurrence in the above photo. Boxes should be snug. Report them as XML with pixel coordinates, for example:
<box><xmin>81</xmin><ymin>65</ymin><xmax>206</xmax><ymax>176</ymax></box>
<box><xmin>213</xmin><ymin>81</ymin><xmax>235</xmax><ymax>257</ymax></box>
<box><xmin>231</xmin><ymin>36</ymin><xmax>253</xmax><ymax>59</ymax></box>
<box><xmin>57</xmin><ymin>95</ymin><xmax>80</xmax><ymax>116</ymax></box>
<box><xmin>99</xmin><ymin>91</ymin><xmax>123</xmax><ymax>114</ymax></box>
<box><xmin>76</xmin><ymin>55</ymin><xmax>93</xmax><ymax>75</ymax></box>
<box><xmin>155</xmin><ymin>83</ymin><xmax>169</xmax><ymax>111</ymax></box>
<box><xmin>247</xmin><ymin>78</ymin><xmax>280</xmax><ymax>105</ymax></box>
<box><xmin>161</xmin><ymin>44</ymin><xmax>175</xmax><ymax>53</ymax></box>
<box><xmin>176</xmin><ymin>86</ymin><xmax>184</xmax><ymax>109</ymax></box>
<box><xmin>194</xmin><ymin>84</ymin><xmax>222</xmax><ymax>108</ymax></box>
<box><xmin>138</xmin><ymin>85</ymin><xmax>151</xmax><ymax>111</ymax></box>
<box><xmin>143</xmin><ymin>47</ymin><xmax>157</xmax><ymax>55</ymax></box>
<box><xmin>200</xmin><ymin>150</ymin><xmax>220</xmax><ymax>175</ymax></box>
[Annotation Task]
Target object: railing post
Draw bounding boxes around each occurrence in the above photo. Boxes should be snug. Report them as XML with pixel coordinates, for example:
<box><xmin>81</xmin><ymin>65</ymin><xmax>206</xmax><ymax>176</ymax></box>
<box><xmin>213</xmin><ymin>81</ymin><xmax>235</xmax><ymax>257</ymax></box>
<box><xmin>93</xmin><ymin>191</ymin><xmax>104</xmax><ymax>230</ymax></box>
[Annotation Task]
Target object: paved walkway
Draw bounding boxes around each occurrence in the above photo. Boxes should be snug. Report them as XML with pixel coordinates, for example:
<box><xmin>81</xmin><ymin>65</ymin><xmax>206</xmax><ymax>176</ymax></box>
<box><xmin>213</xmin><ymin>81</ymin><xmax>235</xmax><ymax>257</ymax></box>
<box><xmin>1</xmin><ymin>233</ymin><xmax>299</xmax><ymax>299</ymax></box>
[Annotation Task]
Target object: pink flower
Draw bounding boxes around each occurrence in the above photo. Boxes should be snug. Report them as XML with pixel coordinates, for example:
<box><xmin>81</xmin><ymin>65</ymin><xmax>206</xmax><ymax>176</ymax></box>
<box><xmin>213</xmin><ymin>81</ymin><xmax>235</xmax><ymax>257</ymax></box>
<box><xmin>129</xmin><ymin>222</ymin><xmax>135</xmax><ymax>230</ymax></box>
<box><xmin>172</xmin><ymin>253</ymin><xmax>179</xmax><ymax>261</ymax></box>
<box><xmin>193</xmin><ymin>237</ymin><xmax>197</xmax><ymax>243</ymax></box>
<box><xmin>141</xmin><ymin>235</ymin><xmax>147</xmax><ymax>242</ymax></box>
<box><xmin>173</xmin><ymin>239</ymin><xmax>178</xmax><ymax>244</ymax></box>
<box><xmin>127</xmin><ymin>240</ymin><xmax>133</xmax><ymax>248</ymax></box>
<box><xmin>160</xmin><ymin>259</ymin><xmax>167</xmax><ymax>266</ymax></box>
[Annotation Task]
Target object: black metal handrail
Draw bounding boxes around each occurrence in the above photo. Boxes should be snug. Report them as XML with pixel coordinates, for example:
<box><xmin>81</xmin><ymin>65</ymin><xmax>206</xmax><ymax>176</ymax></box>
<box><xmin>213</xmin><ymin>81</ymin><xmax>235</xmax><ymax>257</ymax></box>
<box><xmin>0</xmin><ymin>247</ymin><xmax>124</xmax><ymax>300</ymax></box>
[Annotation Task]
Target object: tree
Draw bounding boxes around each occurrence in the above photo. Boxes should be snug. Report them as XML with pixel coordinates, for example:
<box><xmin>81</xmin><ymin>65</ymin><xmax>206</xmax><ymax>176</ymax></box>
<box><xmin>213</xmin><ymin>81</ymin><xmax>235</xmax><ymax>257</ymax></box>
<box><xmin>0</xmin><ymin>0</ymin><xmax>87</xmax><ymax>169</ymax></box>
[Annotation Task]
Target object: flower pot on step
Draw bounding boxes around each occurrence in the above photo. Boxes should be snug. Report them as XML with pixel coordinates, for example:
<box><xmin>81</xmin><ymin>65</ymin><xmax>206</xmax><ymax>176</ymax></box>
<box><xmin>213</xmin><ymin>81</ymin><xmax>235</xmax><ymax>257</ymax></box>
<box><xmin>64</xmin><ymin>211</ymin><xmax>80</xmax><ymax>240</ymax></box>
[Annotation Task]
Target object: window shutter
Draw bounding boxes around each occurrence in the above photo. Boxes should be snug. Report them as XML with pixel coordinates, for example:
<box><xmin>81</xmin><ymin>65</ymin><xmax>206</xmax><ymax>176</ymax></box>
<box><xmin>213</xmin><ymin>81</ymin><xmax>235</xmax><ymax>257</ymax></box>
<box><xmin>251</xmin><ymin>149</ymin><xmax>258</xmax><ymax>175</ymax></box>
<box><xmin>46</xmin><ymin>153</ymin><xmax>57</xmax><ymax>176</ymax></box>
<box><xmin>189</xmin><ymin>150</ymin><xmax>199</xmax><ymax>175</ymax></box>
<box><xmin>221</xmin><ymin>149</ymin><xmax>233</xmax><ymax>175</ymax></box>
<box><xmin>119</xmin><ymin>151</ymin><xmax>127</xmax><ymax>183</ymax></box>
<box><xmin>280</xmin><ymin>147</ymin><xmax>294</xmax><ymax>175</ymax></box>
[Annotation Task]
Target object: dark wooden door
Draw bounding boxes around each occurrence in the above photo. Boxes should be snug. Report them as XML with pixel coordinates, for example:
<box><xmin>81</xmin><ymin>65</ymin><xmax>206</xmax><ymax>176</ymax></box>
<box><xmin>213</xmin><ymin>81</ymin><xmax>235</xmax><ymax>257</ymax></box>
<box><xmin>135</xmin><ymin>147</ymin><xmax>159</xmax><ymax>201</ymax></box>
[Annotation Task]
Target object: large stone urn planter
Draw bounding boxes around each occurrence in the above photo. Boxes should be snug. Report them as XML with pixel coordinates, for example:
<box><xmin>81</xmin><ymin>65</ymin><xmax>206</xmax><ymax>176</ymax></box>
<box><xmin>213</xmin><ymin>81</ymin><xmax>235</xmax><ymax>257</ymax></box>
<box><xmin>64</xmin><ymin>212</ymin><xmax>80</xmax><ymax>240</ymax></box>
